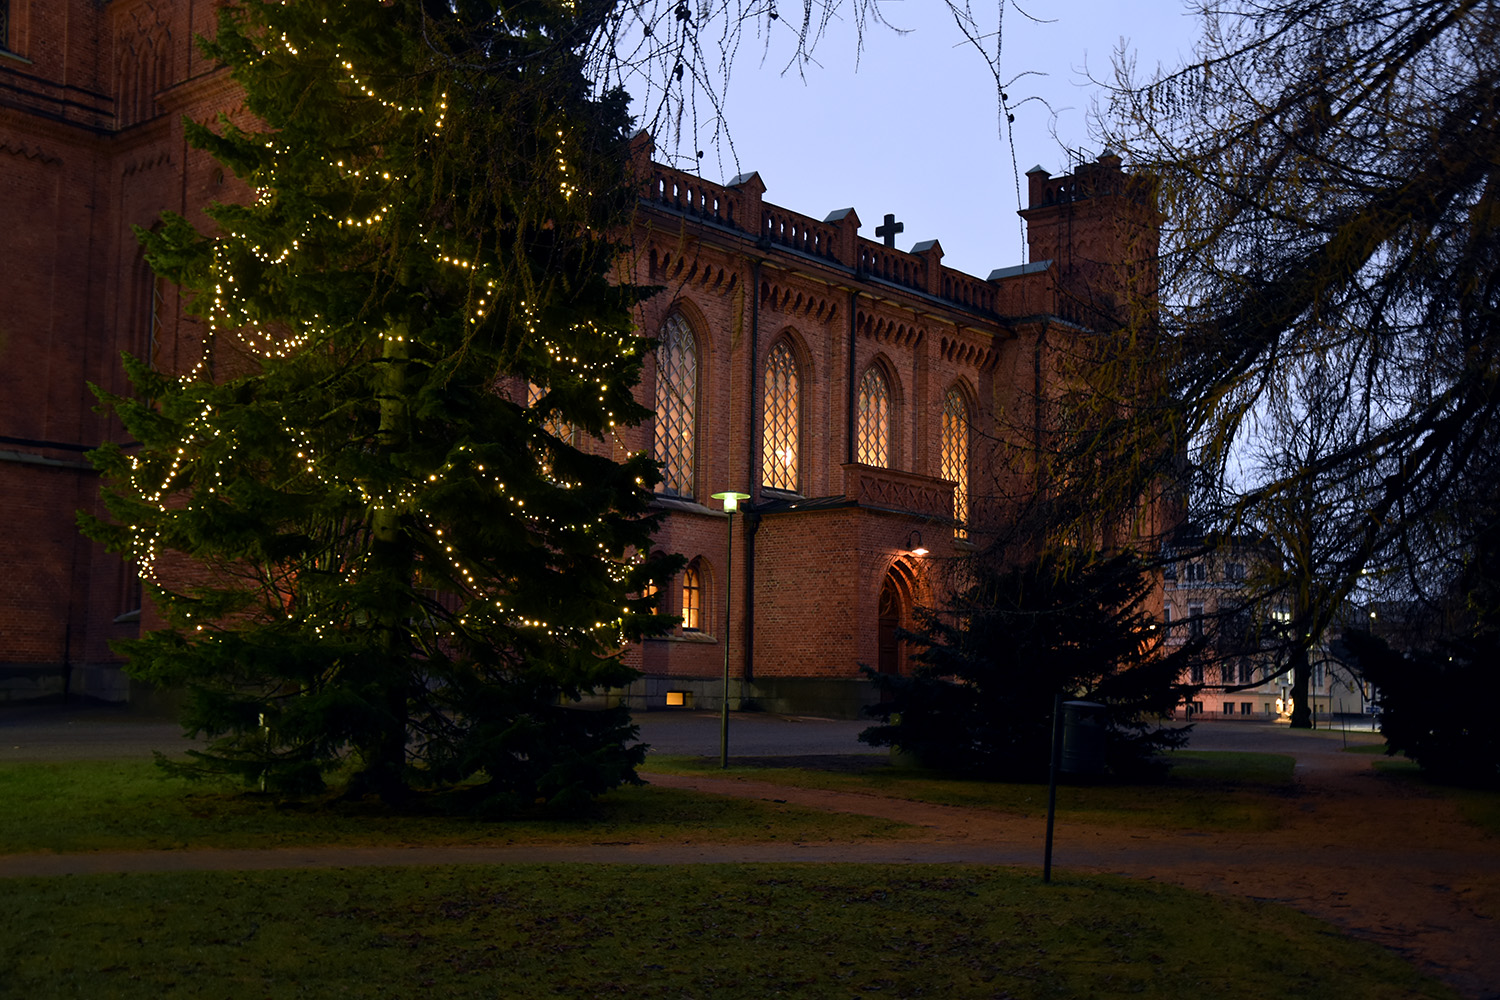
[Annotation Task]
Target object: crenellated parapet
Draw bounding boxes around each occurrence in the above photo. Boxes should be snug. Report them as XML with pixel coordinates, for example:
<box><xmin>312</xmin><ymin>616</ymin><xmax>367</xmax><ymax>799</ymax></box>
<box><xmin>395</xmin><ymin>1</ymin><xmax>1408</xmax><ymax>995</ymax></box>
<box><xmin>642</xmin><ymin>161</ymin><xmax>742</xmax><ymax>228</ymax></box>
<box><xmin>762</xmin><ymin>203</ymin><xmax>839</xmax><ymax>261</ymax></box>
<box><xmin>634</xmin><ymin>132</ymin><xmax>1154</xmax><ymax>325</ymax></box>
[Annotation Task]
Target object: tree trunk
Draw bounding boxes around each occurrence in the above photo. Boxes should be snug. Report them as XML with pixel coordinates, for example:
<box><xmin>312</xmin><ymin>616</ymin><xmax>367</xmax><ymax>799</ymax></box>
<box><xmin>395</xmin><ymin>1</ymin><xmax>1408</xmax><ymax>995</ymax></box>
<box><xmin>360</xmin><ymin>324</ymin><xmax>413</xmax><ymax>803</ymax></box>
<box><xmin>1289</xmin><ymin>643</ymin><xmax>1312</xmax><ymax>729</ymax></box>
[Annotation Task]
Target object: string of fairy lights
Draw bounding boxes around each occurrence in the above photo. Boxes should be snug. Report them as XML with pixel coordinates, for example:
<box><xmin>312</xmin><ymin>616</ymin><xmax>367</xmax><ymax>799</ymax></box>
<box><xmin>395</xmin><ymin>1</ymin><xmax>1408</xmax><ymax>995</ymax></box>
<box><xmin>124</xmin><ymin>16</ymin><xmax>654</xmax><ymax>648</ymax></box>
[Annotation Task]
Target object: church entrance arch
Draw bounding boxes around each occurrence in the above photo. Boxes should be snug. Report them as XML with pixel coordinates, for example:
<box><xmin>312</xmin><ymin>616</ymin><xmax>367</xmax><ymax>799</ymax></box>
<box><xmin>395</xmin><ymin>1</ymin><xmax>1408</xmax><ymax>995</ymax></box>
<box><xmin>877</xmin><ymin>577</ymin><xmax>901</xmax><ymax>676</ymax></box>
<box><xmin>875</xmin><ymin>562</ymin><xmax>918</xmax><ymax>677</ymax></box>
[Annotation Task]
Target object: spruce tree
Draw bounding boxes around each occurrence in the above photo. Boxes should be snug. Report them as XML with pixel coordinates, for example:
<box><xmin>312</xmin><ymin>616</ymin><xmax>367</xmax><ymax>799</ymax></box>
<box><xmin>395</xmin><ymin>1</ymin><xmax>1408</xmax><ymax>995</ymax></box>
<box><xmin>1339</xmin><ymin>628</ymin><xmax>1500</xmax><ymax>789</ymax></box>
<box><xmin>80</xmin><ymin>0</ymin><xmax>678</xmax><ymax>810</ymax></box>
<box><xmin>860</xmin><ymin>550</ymin><xmax>1202</xmax><ymax>780</ymax></box>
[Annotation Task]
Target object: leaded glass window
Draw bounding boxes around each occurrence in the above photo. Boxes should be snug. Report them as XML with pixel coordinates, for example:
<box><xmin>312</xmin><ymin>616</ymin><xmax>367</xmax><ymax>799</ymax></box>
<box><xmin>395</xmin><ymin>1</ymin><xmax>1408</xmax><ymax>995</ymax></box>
<box><xmin>762</xmin><ymin>340</ymin><xmax>800</xmax><ymax>491</ymax></box>
<box><xmin>654</xmin><ymin>313</ymin><xmax>697</xmax><ymax>497</ymax></box>
<box><xmin>527</xmin><ymin>382</ymin><xmax>574</xmax><ymax>444</ymax></box>
<box><xmin>856</xmin><ymin>367</ymin><xmax>891</xmax><ymax>467</ymax></box>
<box><xmin>148</xmin><ymin>276</ymin><xmax>164</xmax><ymax>369</ymax></box>
<box><xmin>681</xmin><ymin>563</ymin><xmax>702</xmax><ymax>631</ymax></box>
<box><xmin>941</xmin><ymin>387</ymin><xmax>970</xmax><ymax>538</ymax></box>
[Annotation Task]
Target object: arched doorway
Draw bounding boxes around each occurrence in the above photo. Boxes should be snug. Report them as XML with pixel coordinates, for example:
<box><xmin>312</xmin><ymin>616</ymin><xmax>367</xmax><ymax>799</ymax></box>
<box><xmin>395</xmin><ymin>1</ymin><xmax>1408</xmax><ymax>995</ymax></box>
<box><xmin>877</xmin><ymin>576</ymin><xmax>901</xmax><ymax>676</ymax></box>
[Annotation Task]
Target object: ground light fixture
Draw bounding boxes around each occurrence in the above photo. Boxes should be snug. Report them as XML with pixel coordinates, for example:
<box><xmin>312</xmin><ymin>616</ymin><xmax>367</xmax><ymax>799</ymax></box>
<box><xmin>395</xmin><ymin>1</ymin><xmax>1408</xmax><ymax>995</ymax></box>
<box><xmin>710</xmin><ymin>490</ymin><xmax>751</xmax><ymax>768</ymax></box>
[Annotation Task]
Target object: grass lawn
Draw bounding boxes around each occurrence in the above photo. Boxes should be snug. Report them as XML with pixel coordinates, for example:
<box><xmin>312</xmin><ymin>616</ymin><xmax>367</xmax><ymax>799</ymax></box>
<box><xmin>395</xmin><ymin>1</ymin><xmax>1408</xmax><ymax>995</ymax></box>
<box><xmin>1364</xmin><ymin>757</ymin><xmax>1500</xmax><ymax>836</ymax></box>
<box><xmin>643</xmin><ymin>750</ymin><xmax>1300</xmax><ymax>832</ymax></box>
<box><xmin>1337</xmin><ymin>743</ymin><xmax>1500</xmax><ymax>836</ymax></box>
<box><xmin>0</xmin><ymin>760</ymin><xmax>913</xmax><ymax>854</ymax></box>
<box><xmin>0</xmin><ymin>864</ymin><xmax>1457</xmax><ymax>1000</ymax></box>
<box><xmin>1453</xmin><ymin>787</ymin><xmax>1500</xmax><ymax>836</ymax></box>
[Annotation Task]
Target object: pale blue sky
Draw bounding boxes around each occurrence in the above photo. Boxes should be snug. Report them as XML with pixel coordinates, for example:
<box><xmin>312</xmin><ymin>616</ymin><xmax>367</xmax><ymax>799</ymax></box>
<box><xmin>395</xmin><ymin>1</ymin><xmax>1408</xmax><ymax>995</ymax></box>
<box><xmin>636</xmin><ymin>1</ymin><xmax>1204</xmax><ymax>277</ymax></box>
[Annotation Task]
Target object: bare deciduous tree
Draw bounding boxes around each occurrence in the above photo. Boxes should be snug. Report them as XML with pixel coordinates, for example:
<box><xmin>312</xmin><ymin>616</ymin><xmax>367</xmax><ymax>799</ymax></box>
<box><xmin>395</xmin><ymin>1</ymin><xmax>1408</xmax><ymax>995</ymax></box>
<box><xmin>1090</xmin><ymin>0</ymin><xmax>1500</xmax><ymax>618</ymax></box>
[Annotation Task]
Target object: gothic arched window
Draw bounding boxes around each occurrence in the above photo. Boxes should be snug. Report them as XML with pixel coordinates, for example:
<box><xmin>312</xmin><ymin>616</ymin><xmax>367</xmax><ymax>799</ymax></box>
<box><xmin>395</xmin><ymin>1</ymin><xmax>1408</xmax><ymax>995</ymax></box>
<box><xmin>681</xmin><ymin>562</ymin><xmax>703</xmax><ymax>631</ymax></box>
<box><xmin>762</xmin><ymin>340</ymin><xmax>800</xmax><ymax>491</ymax></box>
<box><xmin>856</xmin><ymin>366</ymin><xmax>891</xmax><ymax>467</ymax></box>
<box><xmin>654</xmin><ymin>312</ymin><xmax>697</xmax><ymax>497</ymax></box>
<box><xmin>941</xmin><ymin>387</ymin><xmax>970</xmax><ymax>538</ymax></box>
<box><xmin>527</xmin><ymin>382</ymin><xmax>574</xmax><ymax>445</ymax></box>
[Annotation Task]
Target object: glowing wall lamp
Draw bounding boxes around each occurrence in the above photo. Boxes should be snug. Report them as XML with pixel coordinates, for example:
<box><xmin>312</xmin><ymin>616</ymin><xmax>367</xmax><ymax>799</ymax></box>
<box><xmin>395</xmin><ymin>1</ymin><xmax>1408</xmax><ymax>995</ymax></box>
<box><xmin>710</xmin><ymin>490</ymin><xmax>750</xmax><ymax>768</ymax></box>
<box><xmin>906</xmin><ymin>530</ymin><xmax>929</xmax><ymax>557</ymax></box>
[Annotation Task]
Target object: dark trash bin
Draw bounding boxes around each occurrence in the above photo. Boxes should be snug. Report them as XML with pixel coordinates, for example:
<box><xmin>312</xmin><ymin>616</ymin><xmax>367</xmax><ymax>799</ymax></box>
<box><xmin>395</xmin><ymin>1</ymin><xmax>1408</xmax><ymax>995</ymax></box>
<box><xmin>1060</xmin><ymin>700</ymin><xmax>1107</xmax><ymax>775</ymax></box>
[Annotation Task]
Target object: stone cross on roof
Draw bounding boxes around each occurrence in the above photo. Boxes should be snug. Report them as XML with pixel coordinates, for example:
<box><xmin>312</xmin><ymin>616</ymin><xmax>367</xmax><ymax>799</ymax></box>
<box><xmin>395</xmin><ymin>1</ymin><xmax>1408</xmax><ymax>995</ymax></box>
<box><xmin>875</xmin><ymin>213</ymin><xmax>904</xmax><ymax>249</ymax></box>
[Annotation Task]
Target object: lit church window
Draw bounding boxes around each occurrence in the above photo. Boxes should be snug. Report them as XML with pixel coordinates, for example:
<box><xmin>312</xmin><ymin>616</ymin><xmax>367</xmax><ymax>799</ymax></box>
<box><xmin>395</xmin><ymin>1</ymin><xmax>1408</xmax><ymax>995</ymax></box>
<box><xmin>941</xmin><ymin>387</ymin><xmax>970</xmax><ymax>538</ymax></box>
<box><xmin>526</xmin><ymin>382</ymin><xmax>574</xmax><ymax>444</ymax></box>
<box><xmin>654</xmin><ymin>312</ymin><xmax>697</xmax><ymax>497</ymax></box>
<box><xmin>762</xmin><ymin>340</ymin><xmax>800</xmax><ymax>491</ymax></box>
<box><xmin>681</xmin><ymin>563</ymin><xmax>702</xmax><ymax>631</ymax></box>
<box><xmin>856</xmin><ymin>366</ymin><xmax>890</xmax><ymax>467</ymax></box>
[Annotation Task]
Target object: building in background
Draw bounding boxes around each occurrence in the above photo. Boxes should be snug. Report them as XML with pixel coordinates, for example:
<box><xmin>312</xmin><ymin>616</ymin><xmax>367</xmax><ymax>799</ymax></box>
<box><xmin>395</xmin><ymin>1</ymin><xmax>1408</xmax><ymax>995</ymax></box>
<box><xmin>1162</xmin><ymin>532</ymin><xmax>1379</xmax><ymax>723</ymax></box>
<box><xmin>1</xmin><ymin>0</ymin><xmax>1165</xmax><ymax>715</ymax></box>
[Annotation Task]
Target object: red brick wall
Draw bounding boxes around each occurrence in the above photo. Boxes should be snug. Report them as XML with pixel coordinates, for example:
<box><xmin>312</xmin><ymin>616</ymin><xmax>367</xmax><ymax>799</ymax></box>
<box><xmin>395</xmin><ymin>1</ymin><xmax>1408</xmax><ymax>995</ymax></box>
<box><xmin>1</xmin><ymin>0</ymin><xmax>227</xmax><ymax>694</ymax></box>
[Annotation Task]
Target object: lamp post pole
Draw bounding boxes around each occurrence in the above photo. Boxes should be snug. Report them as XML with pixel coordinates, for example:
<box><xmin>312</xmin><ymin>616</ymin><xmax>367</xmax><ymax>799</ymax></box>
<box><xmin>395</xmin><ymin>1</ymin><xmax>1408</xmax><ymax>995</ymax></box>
<box><xmin>711</xmin><ymin>491</ymin><xmax>749</xmax><ymax>769</ymax></box>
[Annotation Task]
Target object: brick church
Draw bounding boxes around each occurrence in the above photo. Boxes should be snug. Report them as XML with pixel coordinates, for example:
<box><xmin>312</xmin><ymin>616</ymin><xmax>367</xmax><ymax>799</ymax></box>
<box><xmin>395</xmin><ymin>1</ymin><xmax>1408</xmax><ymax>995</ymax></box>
<box><xmin>1</xmin><ymin>0</ymin><xmax>1163</xmax><ymax>716</ymax></box>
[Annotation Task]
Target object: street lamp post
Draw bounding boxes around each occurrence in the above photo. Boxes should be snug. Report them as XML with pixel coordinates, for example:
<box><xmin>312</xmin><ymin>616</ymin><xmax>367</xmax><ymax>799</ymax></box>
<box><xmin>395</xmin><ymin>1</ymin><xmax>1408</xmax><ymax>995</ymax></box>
<box><xmin>711</xmin><ymin>490</ymin><xmax>750</xmax><ymax>769</ymax></box>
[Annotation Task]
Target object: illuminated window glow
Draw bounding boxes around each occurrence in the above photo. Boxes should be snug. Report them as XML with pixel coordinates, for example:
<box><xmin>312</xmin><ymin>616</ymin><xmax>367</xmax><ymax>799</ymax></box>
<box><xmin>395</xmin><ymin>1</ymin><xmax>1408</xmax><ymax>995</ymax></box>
<box><xmin>527</xmin><ymin>382</ymin><xmax>574</xmax><ymax>444</ymax></box>
<box><xmin>856</xmin><ymin>367</ymin><xmax>890</xmax><ymax>467</ymax></box>
<box><xmin>654</xmin><ymin>313</ymin><xmax>697</xmax><ymax>497</ymax></box>
<box><xmin>762</xmin><ymin>340</ymin><xmax>800</xmax><ymax>491</ymax></box>
<box><xmin>941</xmin><ymin>387</ymin><xmax>969</xmax><ymax>537</ymax></box>
<box><xmin>681</xmin><ymin>563</ymin><xmax>702</xmax><ymax>631</ymax></box>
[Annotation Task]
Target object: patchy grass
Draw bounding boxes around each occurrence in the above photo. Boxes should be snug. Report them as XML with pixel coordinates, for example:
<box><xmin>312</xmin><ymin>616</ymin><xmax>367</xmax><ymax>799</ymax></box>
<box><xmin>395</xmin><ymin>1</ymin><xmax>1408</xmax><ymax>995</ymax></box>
<box><xmin>0</xmin><ymin>864</ymin><xmax>1456</xmax><ymax>1000</ymax></box>
<box><xmin>1366</xmin><ymin>759</ymin><xmax>1500</xmax><ymax>836</ymax></box>
<box><xmin>1344</xmin><ymin>741</ymin><xmax>1398</xmax><ymax>755</ymax></box>
<box><xmin>0</xmin><ymin>760</ymin><xmax>914</xmax><ymax>854</ymax></box>
<box><xmin>643</xmin><ymin>750</ymin><xmax>1298</xmax><ymax>832</ymax></box>
<box><xmin>1454</xmin><ymin>788</ymin><xmax>1500</xmax><ymax>836</ymax></box>
<box><xmin>1164</xmin><ymin>750</ymin><xmax>1298</xmax><ymax>785</ymax></box>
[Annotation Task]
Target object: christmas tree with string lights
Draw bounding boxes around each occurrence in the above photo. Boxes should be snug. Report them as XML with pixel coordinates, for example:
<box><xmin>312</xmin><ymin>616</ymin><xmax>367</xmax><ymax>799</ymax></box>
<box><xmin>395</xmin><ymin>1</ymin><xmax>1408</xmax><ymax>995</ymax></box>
<box><xmin>80</xmin><ymin>0</ymin><xmax>678</xmax><ymax>810</ymax></box>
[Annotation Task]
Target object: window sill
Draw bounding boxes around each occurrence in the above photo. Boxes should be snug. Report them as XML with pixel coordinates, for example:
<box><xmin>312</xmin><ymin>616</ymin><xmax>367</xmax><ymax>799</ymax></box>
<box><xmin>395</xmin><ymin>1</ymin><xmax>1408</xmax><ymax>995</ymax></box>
<box><xmin>644</xmin><ymin>631</ymin><xmax>718</xmax><ymax>644</ymax></box>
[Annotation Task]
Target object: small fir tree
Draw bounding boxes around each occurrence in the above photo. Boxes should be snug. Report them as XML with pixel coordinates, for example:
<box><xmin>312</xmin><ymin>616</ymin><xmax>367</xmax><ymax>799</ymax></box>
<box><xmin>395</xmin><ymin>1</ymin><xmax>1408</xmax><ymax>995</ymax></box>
<box><xmin>1336</xmin><ymin>510</ymin><xmax>1500</xmax><ymax>789</ymax></box>
<box><xmin>80</xmin><ymin>0</ymin><xmax>678</xmax><ymax>810</ymax></box>
<box><xmin>860</xmin><ymin>550</ymin><xmax>1201</xmax><ymax>780</ymax></box>
<box><xmin>1338</xmin><ymin>628</ymin><xmax>1500</xmax><ymax>789</ymax></box>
